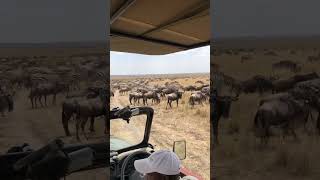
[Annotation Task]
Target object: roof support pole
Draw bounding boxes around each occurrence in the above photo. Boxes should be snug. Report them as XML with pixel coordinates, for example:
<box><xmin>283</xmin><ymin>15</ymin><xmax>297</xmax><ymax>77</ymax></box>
<box><xmin>111</xmin><ymin>0</ymin><xmax>136</xmax><ymax>25</ymax></box>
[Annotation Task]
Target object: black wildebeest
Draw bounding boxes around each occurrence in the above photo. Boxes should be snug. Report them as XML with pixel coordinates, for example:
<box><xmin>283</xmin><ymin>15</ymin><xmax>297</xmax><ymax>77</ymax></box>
<box><xmin>272</xmin><ymin>79</ymin><xmax>296</xmax><ymax>94</ymax></box>
<box><xmin>74</xmin><ymin>89</ymin><xmax>108</xmax><ymax>140</ymax></box>
<box><xmin>0</xmin><ymin>93</ymin><xmax>14</xmax><ymax>116</ymax></box>
<box><xmin>184</xmin><ymin>85</ymin><xmax>197</xmax><ymax>91</ymax></box>
<box><xmin>240</xmin><ymin>54</ymin><xmax>252</xmax><ymax>63</ymax></box>
<box><xmin>307</xmin><ymin>55</ymin><xmax>320</xmax><ymax>63</ymax></box>
<box><xmin>137</xmin><ymin>87</ymin><xmax>148</xmax><ymax>94</ymax></box>
<box><xmin>119</xmin><ymin>87</ymin><xmax>130</xmax><ymax>95</ymax></box>
<box><xmin>196</xmin><ymin>84</ymin><xmax>209</xmax><ymax>91</ymax></box>
<box><xmin>189</xmin><ymin>92</ymin><xmax>207</xmax><ymax>107</ymax></box>
<box><xmin>61</xmin><ymin>89</ymin><xmax>102</xmax><ymax>136</ymax></box>
<box><xmin>211</xmin><ymin>91</ymin><xmax>239</xmax><ymax>145</ymax></box>
<box><xmin>166</xmin><ymin>91</ymin><xmax>183</xmax><ymax>109</ymax></box>
<box><xmin>195</xmin><ymin>80</ymin><xmax>204</xmax><ymax>84</ymax></box>
<box><xmin>293</xmin><ymin>72</ymin><xmax>319</xmax><ymax>82</ymax></box>
<box><xmin>143</xmin><ymin>91</ymin><xmax>160</xmax><ymax>105</ymax></box>
<box><xmin>272</xmin><ymin>60</ymin><xmax>302</xmax><ymax>73</ymax></box>
<box><xmin>241</xmin><ymin>75</ymin><xmax>274</xmax><ymax>95</ymax></box>
<box><xmin>29</xmin><ymin>82</ymin><xmax>69</xmax><ymax>108</ymax></box>
<box><xmin>129</xmin><ymin>92</ymin><xmax>144</xmax><ymax>105</ymax></box>
<box><xmin>62</xmin><ymin>97</ymin><xmax>83</xmax><ymax>136</ymax></box>
<box><xmin>291</xmin><ymin>78</ymin><xmax>320</xmax><ymax>135</ymax></box>
<box><xmin>254</xmin><ymin>95</ymin><xmax>310</xmax><ymax>144</ymax></box>
<box><xmin>161</xmin><ymin>87</ymin><xmax>177</xmax><ymax>98</ymax></box>
<box><xmin>272</xmin><ymin>72</ymin><xmax>319</xmax><ymax>94</ymax></box>
<box><xmin>201</xmin><ymin>86</ymin><xmax>210</xmax><ymax>96</ymax></box>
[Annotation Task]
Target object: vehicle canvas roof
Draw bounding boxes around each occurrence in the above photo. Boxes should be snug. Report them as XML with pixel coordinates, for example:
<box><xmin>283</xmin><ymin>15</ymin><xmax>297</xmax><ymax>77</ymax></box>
<box><xmin>110</xmin><ymin>0</ymin><xmax>210</xmax><ymax>55</ymax></box>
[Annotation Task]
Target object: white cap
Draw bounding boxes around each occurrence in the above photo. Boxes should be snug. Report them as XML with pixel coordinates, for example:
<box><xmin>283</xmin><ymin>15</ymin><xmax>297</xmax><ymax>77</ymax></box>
<box><xmin>134</xmin><ymin>150</ymin><xmax>181</xmax><ymax>175</ymax></box>
<box><xmin>181</xmin><ymin>176</ymin><xmax>199</xmax><ymax>180</ymax></box>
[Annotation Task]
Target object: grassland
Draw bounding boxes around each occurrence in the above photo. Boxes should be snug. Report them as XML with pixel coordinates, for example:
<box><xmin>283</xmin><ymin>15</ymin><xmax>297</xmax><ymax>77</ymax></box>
<box><xmin>212</xmin><ymin>47</ymin><xmax>320</xmax><ymax>180</ymax></box>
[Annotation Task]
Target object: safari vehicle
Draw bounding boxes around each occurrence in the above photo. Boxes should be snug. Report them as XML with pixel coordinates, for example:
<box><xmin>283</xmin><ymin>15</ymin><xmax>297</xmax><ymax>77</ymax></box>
<box><xmin>109</xmin><ymin>106</ymin><xmax>203</xmax><ymax>180</ymax></box>
<box><xmin>0</xmin><ymin>138</ymin><xmax>108</xmax><ymax>180</ymax></box>
<box><xmin>0</xmin><ymin>106</ymin><xmax>201</xmax><ymax>180</ymax></box>
<box><xmin>110</xmin><ymin>1</ymin><xmax>209</xmax><ymax>179</ymax></box>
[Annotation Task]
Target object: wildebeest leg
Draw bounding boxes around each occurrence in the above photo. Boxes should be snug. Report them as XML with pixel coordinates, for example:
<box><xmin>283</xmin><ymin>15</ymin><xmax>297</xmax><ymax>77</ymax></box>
<box><xmin>30</xmin><ymin>97</ymin><xmax>34</xmax><ymax>108</ymax></box>
<box><xmin>303</xmin><ymin>111</ymin><xmax>311</xmax><ymax>133</ymax></box>
<box><xmin>53</xmin><ymin>94</ymin><xmax>57</xmax><ymax>105</ymax></box>
<box><xmin>176</xmin><ymin>99</ymin><xmax>179</xmax><ymax>107</ymax></box>
<box><xmin>38</xmin><ymin>96</ymin><xmax>43</xmax><ymax>107</ymax></box>
<box><xmin>290</xmin><ymin>128</ymin><xmax>299</xmax><ymax>142</ymax></box>
<box><xmin>89</xmin><ymin>117</ymin><xmax>95</xmax><ymax>132</ymax></box>
<box><xmin>62</xmin><ymin>111</ymin><xmax>71</xmax><ymax>136</ymax></box>
<box><xmin>259</xmin><ymin>86</ymin><xmax>263</xmax><ymax>96</ymax></box>
<box><xmin>317</xmin><ymin>111</ymin><xmax>320</xmax><ymax>135</ymax></box>
<box><xmin>166</xmin><ymin>99</ymin><xmax>169</xmax><ymax>109</ymax></box>
<box><xmin>34</xmin><ymin>96</ymin><xmax>37</xmax><ymax>108</ymax></box>
<box><xmin>44</xmin><ymin>95</ymin><xmax>47</xmax><ymax>106</ymax></box>
<box><xmin>81</xmin><ymin>117</ymin><xmax>89</xmax><ymax>140</ymax></box>
<box><xmin>76</xmin><ymin>117</ymin><xmax>81</xmax><ymax>141</ymax></box>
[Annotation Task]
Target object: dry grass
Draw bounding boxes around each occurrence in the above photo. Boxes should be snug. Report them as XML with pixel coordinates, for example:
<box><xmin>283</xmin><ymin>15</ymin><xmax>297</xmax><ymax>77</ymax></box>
<box><xmin>212</xmin><ymin>48</ymin><xmax>320</xmax><ymax>180</ymax></box>
<box><xmin>111</xmin><ymin>75</ymin><xmax>210</xmax><ymax>179</ymax></box>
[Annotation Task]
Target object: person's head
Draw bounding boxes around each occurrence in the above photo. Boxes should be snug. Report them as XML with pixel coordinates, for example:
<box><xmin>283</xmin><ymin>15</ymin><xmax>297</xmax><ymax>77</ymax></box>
<box><xmin>134</xmin><ymin>150</ymin><xmax>181</xmax><ymax>180</ymax></box>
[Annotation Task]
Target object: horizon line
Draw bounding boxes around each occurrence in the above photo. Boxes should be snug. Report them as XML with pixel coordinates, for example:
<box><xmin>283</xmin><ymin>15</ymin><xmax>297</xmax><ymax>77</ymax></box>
<box><xmin>110</xmin><ymin>72</ymin><xmax>209</xmax><ymax>76</ymax></box>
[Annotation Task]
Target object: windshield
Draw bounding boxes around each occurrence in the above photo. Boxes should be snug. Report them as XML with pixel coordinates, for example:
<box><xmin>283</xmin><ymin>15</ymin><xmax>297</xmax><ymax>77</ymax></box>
<box><xmin>110</xmin><ymin>114</ymin><xmax>147</xmax><ymax>151</ymax></box>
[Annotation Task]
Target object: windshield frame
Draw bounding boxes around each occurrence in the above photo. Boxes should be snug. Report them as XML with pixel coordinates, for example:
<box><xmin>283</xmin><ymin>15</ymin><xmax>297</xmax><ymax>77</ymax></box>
<box><xmin>110</xmin><ymin>106</ymin><xmax>154</xmax><ymax>154</ymax></box>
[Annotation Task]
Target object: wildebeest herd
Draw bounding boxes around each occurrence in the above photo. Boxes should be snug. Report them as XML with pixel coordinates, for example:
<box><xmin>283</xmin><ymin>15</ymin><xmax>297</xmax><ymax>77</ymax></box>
<box><xmin>212</xmin><ymin>48</ymin><xmax>320</xmax><ymax>145</ymax></box>
<box><xmin>211</xmin><ymin>47</ymin><xmax>320</xmax><ymax>180</ymax></box>
<box><xmin>111</xmin><ymin>77</ymin><xmax>210</xmax><ymax>110</ymax></box>
<box><xmin>0</xmin><ymin>54</ymin><xmax>108</xmax><ymax>141</ymax></box>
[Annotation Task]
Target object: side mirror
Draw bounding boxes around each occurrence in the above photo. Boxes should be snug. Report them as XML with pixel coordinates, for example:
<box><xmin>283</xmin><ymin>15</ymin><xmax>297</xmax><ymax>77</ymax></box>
<box><xmin>173</xmin><ymin>140</ymin><xmax>186</xmax><ymax>160</ymax></box>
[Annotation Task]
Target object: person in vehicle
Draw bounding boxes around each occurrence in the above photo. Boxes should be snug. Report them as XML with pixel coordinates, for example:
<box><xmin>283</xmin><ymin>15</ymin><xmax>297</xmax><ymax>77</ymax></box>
<box><xmin>134</xmin><ymin>150</ymin><xmax>198</xmax><ymax>180</ymax></box>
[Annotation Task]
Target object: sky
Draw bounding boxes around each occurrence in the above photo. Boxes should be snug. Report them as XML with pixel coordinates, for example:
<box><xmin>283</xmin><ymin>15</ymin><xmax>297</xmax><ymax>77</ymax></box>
<box><xmin>110</xmin><ymin>46</ymin><xmax>210</xmax><ymax>75</ymax></box>
<box><xmin>212</xmin><ymin>0</ymin><xmax>320</xmax><ymax>38</ymax></box>
<box><xmin>0</xmin><ymin>0</ymin><xmax>107</xmax><ymax>43</ymax></box>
